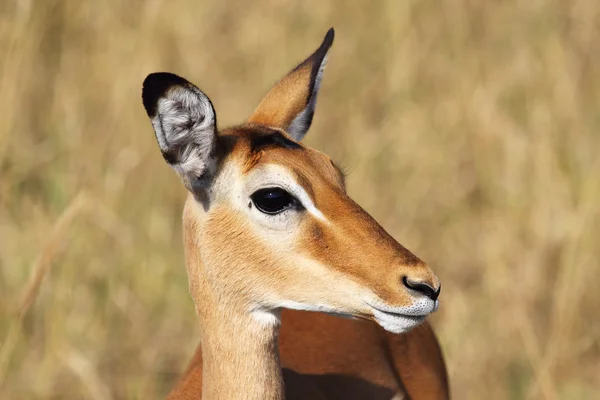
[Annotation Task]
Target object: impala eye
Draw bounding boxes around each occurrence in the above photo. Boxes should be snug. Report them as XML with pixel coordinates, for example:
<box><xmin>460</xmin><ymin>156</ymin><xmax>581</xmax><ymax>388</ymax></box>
<box><xmin>251</xmin><ymin>188</ymin><xmax>297</xmax><ymax>215</ymax></box>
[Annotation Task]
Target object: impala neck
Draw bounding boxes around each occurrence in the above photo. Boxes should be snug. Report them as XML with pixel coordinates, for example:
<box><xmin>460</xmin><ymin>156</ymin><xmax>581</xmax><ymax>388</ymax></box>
<box><xmin>196</xmin><ymin>302</ymin><xmax>284</xmax><ymax>400</ymax></box>
<box><xmin>183</xmin><ymin>196</ymin><xmax>284</xmax><ymax>399</ymax></box>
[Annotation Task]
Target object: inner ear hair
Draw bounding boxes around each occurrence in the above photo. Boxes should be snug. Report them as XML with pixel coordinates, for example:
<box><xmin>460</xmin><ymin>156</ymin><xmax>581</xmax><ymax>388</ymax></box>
<box><xmin>142</xmin><ymin>72</ymin><xmax>218</xmax><ymax>192</ymax></box>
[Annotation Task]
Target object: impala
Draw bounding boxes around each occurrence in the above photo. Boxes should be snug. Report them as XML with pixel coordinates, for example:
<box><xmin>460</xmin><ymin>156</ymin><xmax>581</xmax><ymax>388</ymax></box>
<box><xmin>141</xmin><ymin>28</ymin><xmax>449</xmax><ymax>400</ymax></box>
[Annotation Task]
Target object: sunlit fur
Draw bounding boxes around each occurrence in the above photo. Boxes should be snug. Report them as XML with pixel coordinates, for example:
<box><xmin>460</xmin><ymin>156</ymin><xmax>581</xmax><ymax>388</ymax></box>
<box><xmin>142</xmin><ymin>29</ymin><xmax>449</xmax><ymax>400</ymax></box>
<box><xmin>176</xmin><ymin>126</ymin><xmax>445</xmax><ymax>400</ymax></box>
<box><xmin>186</xmin><ymin>125</ymin><xmax>440</xmax><ymax>330</ymax></box>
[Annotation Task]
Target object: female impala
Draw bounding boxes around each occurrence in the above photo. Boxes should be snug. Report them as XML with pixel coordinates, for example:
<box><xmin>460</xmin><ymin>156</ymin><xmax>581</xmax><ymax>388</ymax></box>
<box><xmin>141</xmin><ymin>28</ymin><xmax>449</xmax><ymax>400</ymax></box>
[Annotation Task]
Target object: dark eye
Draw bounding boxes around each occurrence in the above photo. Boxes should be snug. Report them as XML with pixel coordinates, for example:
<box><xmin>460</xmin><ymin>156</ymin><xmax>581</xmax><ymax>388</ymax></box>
<box><xmin>251</xmin><ymin>188</ymin><xmax>296</xmax><ymax>215</ymax></box>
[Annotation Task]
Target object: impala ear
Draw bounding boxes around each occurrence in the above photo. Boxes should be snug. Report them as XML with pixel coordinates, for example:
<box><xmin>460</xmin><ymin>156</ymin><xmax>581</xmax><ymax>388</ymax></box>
<box><xmin>142</xmin><ymin>72</ymin><xmax>218</xmax><ymax>192</ymax></box>
<box><xmin>248</xmin><ymin>28</ymin><xmax>334</xmax><ymax>141</ymax></box>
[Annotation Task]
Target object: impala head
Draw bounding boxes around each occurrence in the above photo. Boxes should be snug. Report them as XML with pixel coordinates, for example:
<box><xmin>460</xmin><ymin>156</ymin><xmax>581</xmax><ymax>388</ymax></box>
<box><xmin>141</xmin><ymin>28</ymin><xmax>440</xmax><ymax>333</ymax></box>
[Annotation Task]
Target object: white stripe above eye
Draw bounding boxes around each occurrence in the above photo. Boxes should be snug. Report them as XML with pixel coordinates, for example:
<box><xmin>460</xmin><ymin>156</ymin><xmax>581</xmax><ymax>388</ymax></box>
<box><xmin>287</xmin><ymin>178</ymin><xmax>327</xmax><ymax>222</ymax></box>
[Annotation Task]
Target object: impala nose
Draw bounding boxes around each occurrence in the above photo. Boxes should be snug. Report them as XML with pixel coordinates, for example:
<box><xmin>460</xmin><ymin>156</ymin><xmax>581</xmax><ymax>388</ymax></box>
<box><xmin>402</xmin><ymin>276</ymin><xmax>441</xmax><ymax>301</ymax></box>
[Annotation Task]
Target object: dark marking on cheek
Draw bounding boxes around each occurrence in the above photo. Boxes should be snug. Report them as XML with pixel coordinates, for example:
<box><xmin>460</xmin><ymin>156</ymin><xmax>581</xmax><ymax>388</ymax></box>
<box><xmin>311</xmin><ymin>224</ymin><xmax>327</xmax><ymax>250</ymax></box>
<box><xmin>248</xmin><ymin>201</ymin><xmax>252</xmax><ymax>209</ymax></box>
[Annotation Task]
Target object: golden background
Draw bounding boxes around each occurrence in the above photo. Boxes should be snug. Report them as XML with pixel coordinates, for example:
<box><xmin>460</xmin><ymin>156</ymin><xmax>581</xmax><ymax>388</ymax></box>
<box><xmin>1</xmin><ymin>0</ymin><xmax>599</xmax><ymax>398</ymax></box>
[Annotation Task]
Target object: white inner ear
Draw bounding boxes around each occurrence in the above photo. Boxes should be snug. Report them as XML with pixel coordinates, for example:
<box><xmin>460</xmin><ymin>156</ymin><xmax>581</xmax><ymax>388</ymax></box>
<box><xmin>288</xmin><ymin>54</ymin><xmax>328</xmax><ymax>141</ymax></box>
<box><xmin>153</xmin><ymin>86</ymin><xmax>217</xmax><ymax>187</ymax></box>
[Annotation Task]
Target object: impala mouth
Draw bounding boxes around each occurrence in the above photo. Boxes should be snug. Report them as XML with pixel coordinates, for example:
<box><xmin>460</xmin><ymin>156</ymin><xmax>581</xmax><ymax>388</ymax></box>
<box><xmin>366</xmin><ymin>300</ymin><xmax>437</xmax><ymax>334</ymax></box>
<box><xmin>370</xmin><ymin>306</ymin><xmax>428</xmax><ymax>320</ymax></box>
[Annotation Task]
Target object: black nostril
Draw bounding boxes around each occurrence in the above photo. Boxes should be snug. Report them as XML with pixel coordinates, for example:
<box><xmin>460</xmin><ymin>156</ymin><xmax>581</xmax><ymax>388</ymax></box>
<box><xmin>402</xmin><ymin>276</ymin><xmax>441</xmax><ymax>301</ymax></box>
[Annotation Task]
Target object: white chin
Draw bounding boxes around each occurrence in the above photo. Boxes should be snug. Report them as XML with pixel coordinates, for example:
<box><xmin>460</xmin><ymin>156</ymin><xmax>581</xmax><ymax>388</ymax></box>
<box><xmin>372</xmin><ymin>310</ymin><xmax>427</xmax><ymax>334</ymax></box>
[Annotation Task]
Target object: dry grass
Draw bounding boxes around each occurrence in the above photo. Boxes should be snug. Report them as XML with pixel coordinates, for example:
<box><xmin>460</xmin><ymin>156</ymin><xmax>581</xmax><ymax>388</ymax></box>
<box><xmin>1</xmin><ymin>0</ymin><xmax>599</xmax><ymax>398</ymax></box>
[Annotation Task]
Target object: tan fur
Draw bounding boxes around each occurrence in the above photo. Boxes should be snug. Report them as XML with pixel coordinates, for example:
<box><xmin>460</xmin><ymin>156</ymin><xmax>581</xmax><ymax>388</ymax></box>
<box><xmin>144</xmin><ymin>29</ymin><xmax>449</xmax><ymax>400</ymax></box>
<box><xmin>166</xmin><ymin>127</ymin><xmax>448</xmax><ymax>399</ymax></box>
<box><xmin>248</xmin><ymin>63</ymin><xmax>312</xmax><ymax>130</ymax></box>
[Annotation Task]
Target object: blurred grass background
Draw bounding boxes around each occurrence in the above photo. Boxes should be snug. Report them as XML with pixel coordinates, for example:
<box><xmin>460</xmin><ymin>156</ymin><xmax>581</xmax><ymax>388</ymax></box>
<box><xmin>1</xmin><ymin>0</ymin><xmax>599</xmax><ymax>398</ymax></box>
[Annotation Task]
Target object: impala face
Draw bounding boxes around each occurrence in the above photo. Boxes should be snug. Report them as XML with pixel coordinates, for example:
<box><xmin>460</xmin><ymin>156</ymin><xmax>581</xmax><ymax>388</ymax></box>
<box><xmin>142</xmin><ymin>29</ymin><xmax>441</xmax><ymax>334</ymax></box>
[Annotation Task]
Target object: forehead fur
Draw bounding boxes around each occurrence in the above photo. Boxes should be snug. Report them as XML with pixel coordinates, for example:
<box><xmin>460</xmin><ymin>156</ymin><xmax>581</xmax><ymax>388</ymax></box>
<box><xmin>217</xmin><ymin>124</ymin><xmax>346</xmax><ymax>192</ymax></box>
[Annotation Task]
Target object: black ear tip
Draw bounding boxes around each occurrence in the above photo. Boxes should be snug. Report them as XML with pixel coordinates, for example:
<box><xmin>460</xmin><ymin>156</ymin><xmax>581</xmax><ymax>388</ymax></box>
<box><xmin>326</xmin><ymin>27</ymin><xmax>335</xmax><ymax>40</ymax></box>
<box><xmin>142</xmin><ymin>72</ymin><xmax>190</xmax><ymax>118</ymax></box>
<box><xmin>323</xmin><ymin>27</ymin><xmax>335</xmax><ymax>49</ymax></box>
